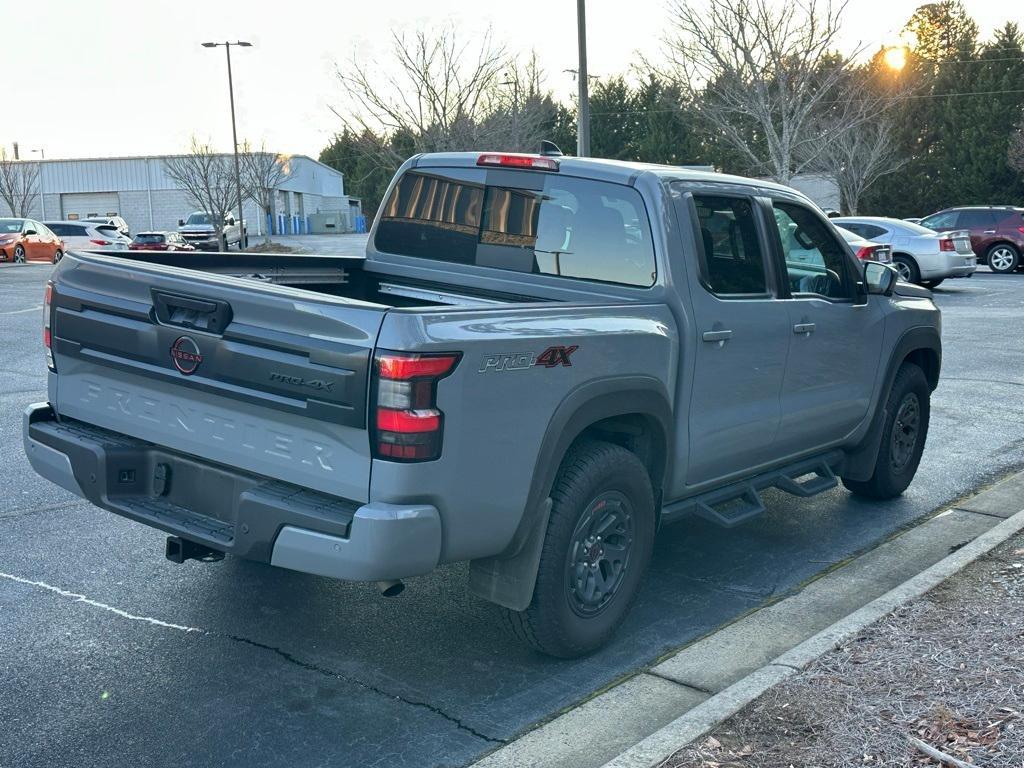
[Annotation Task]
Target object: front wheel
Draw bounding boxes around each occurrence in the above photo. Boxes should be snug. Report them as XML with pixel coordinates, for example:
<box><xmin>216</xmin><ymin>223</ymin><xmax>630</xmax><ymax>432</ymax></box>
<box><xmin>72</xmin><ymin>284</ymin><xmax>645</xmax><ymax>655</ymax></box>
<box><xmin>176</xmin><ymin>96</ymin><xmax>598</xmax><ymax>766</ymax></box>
<box><xmin>53</xmin><ymin>249</ymin><xmax>63</xmax><ymax>264</ymax></box>
<box><xmin>842</xmin><ymin>362</ymin><xmax>930</xmax><ymax>499</ymax></box>
<box><xmin>986</xmin><ymin>244</ymin><xmax>1019</xmax><ymax>274</ymax></box>
<box><xmin>502</xmin><ymin>441</ymin><xmax>655</xmax><ymax>658</ymax></box>
<box><xmin>13</xmin><ymin>244</ymin><xmax>27</xmax><ymax>264</ymax></box>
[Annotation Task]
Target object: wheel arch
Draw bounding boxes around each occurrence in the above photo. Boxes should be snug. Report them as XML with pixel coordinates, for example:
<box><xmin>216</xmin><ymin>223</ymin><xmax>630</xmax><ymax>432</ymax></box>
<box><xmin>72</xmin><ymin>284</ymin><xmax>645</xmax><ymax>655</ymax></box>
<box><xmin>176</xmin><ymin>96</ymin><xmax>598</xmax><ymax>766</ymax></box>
<box><xmin>843</xmin><ymin>326</ymin><xmax>940</xmax><ymax>482</ymax></box>
<box><xmin>468</xmin><ymin>376</ymin><xmax>672</xmax><ymax>610</ymax></box>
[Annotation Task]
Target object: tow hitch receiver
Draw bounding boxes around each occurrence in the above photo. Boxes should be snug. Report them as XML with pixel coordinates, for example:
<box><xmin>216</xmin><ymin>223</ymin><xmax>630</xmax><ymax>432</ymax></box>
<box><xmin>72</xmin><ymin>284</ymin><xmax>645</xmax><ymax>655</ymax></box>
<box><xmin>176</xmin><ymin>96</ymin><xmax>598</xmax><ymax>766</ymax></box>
<box><xmin>165</xmin><ymin>536</ymin><xmax>225</xmax><ymax>564</ymax></box>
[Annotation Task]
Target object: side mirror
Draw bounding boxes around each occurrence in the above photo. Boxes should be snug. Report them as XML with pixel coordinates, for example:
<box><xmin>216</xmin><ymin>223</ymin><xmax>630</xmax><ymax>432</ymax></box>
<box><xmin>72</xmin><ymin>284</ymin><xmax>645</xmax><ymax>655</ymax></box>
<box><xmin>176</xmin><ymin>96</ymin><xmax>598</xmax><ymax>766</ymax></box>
<box><xmin>24</xmin><ymin>229</ymin><xmax>37</xmax><ymax>236</ymax></box>
<box><xmin>177</xmin><ymin>219</ymin><xmax>185</xmax><ymax>227</ymax></box>
<box><xmin>864</xmin><ymin>261</ymin><xmax>898</xmax><ymax>296</ymax></box>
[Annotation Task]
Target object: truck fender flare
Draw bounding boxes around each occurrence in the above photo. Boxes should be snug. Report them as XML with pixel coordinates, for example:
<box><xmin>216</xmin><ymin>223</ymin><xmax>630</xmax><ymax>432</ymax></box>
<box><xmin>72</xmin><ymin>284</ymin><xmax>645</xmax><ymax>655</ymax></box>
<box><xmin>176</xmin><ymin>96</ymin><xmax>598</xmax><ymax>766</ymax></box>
<box><xmin>468</xmin><ymin>376</ymin><xmax>672</xmax><ymax>611</ymax></box>
<box><xmin>843</xmin><ymin>326</ymin><xmax>941</xmax><ymax>482</ymax></box>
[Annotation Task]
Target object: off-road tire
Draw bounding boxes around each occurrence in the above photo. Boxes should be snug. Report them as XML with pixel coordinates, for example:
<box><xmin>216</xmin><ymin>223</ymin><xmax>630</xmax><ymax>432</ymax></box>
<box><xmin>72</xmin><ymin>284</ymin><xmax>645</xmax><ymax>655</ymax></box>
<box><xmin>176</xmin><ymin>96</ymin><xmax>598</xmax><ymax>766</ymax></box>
<box><xmin>986</xmin><ymin>243</ymin><xmax>1019</xmax><ymax>274</ymax></box>
<box><xmin>502</xmin><ymin>441</ymin><xmax>655</xmax><ymax>658</ymax></box>
<box><xmin>893</xmin><ymin>254</ymin><xmax>920</xmax><ymax>284</ymax></box>
<box><xmin>842</xmin><ymin>363</ymin><xmax>930</xmax><ymax>499</ymax></box>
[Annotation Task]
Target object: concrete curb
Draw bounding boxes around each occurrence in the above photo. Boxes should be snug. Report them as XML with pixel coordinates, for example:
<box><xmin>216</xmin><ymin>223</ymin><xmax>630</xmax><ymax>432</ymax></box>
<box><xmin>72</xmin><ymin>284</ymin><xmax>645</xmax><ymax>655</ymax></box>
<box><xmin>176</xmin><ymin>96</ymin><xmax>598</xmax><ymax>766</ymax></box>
<box><xmin>599</xmin><ymin>505</ymin><xmax>1024</xmax><ymax>768</ymax></box>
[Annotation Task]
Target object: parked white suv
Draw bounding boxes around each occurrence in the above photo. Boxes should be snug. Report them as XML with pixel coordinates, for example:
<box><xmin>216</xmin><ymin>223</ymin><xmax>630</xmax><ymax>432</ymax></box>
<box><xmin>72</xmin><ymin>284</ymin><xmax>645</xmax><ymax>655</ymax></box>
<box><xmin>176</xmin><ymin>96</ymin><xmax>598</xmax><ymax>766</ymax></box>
<box><xmin>82</xmin><ymin>216</ymin><xmax>130</xmax><ymax>237</ymax></box>
<box><xmin>45</xmin><ymin>221</ymin><xmax>131</xmax><ymax>252</ymax></box>
<box><xmin>833</xmin><ymin>216</ymin><xmax>976</xmax><ymax>288</ymax></box>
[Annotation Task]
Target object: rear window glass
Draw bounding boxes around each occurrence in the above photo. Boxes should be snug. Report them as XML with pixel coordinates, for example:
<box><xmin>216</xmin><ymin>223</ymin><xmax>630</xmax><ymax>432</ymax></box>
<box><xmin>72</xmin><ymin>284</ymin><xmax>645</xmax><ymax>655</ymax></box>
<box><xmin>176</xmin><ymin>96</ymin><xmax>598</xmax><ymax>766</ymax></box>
<box><xmin>47</xmin><ymin>223</ymin><xmax>86</xmax><ymax>236</ymax></box>
<box><xmin>375</xmin><ymin>170</ymin><xmax>656</xmax><ymax>287</ymax></box>
<box><xmin>97</xmin><ymin>225</ymin><xmax>122</xmax><ymax>237</ymax></box>
<box><xmin>134</xmin><ymin>233</ymin><xmax>165</xmax><ymax>243</ymax></box>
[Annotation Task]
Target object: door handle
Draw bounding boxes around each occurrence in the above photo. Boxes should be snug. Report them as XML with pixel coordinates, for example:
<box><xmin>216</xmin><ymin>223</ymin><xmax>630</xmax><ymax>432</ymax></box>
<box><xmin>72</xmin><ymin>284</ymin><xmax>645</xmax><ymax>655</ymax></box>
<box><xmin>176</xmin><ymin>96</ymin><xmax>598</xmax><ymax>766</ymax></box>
<box><xmin>793</xmin><ymin>323</ymin><xmax>816</xmax><ymax>335</ymax></box>
<box><xmin>983</xmin><ymin>230</ymin><xmax>996</xmax><ymax>234</ymax></box>
<box><xmin>702</xmin><ymin>329</ymin><xmax>733</xmax><ymax>343</ymax></box>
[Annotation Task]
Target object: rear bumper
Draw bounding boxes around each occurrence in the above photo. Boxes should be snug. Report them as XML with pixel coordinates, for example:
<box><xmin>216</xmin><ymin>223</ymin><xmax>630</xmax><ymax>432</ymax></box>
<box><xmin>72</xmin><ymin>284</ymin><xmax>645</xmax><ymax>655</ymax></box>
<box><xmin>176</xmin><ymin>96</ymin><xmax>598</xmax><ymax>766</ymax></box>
<box><xmin>920</xmin><ymin>253</ymin><xmax>977</xmax><ymax>279</ymax></box>
<box><xmin>23</xmin><ymin>403</ymin><xmax>441</xmax><ymax>581</ymax></box>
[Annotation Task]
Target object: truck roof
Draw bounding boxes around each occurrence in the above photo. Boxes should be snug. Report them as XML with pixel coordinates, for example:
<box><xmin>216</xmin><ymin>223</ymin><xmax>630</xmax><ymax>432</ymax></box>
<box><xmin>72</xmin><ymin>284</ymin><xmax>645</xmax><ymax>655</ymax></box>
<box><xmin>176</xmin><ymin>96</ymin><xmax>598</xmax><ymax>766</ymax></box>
<box><xmin>411</xmin><ymin>152</ymin><xmax>796</xmax><ymax>195</ymax></box>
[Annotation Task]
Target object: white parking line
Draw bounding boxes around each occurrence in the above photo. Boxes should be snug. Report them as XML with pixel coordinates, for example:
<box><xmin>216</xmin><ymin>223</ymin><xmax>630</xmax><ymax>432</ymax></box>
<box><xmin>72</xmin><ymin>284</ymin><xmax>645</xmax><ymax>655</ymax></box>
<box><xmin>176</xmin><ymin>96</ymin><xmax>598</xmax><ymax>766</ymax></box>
<box><xmin>0</xmin><ymin>305</ymin><xmax>42</xmax><ymax>315</ymax></box>
<box><xmin>0</xmin><ymin>571</ymin><xmax>205</xmax><ymax>633</ymax></box>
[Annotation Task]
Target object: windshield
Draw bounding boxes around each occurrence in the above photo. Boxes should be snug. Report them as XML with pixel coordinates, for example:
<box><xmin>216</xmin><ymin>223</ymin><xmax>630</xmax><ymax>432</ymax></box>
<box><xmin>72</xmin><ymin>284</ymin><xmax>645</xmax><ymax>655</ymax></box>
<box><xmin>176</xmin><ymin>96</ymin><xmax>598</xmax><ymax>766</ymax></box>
<box><xmin>0</xmin><ymin>219</ymin><xmax>24</xmax><ymax>234</ymax></box>
<box><xmin>185</xmin><ymin>213</ymin><xmax>212</xmax><ymax>226</ymax></box>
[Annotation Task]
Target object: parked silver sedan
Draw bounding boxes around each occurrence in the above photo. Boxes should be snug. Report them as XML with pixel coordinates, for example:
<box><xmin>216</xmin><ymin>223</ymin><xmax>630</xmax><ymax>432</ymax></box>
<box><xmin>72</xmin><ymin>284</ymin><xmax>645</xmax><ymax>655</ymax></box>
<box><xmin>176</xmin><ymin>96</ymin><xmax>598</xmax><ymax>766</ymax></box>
<box><xmin>833</xmin><ymin>216</ymin><xmax>976</xmax><ymax>288</ymax></box>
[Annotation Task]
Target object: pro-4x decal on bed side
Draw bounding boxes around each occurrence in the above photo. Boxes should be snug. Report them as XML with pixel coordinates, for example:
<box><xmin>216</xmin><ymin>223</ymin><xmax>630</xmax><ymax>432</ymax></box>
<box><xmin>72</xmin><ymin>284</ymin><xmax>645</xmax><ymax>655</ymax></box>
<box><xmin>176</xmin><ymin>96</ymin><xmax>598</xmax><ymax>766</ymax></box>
<box><xmin>478</xmin><ymin>345</ymin><xmax>578</xmax><ymax>373</ymax></box>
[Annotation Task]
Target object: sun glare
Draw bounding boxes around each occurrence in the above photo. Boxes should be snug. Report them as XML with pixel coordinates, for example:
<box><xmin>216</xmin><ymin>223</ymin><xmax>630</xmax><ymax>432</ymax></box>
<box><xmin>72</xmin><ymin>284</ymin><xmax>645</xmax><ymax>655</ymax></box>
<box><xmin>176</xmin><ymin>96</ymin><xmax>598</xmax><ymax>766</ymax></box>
<box><xmin>884</xmin><ymin>46</ymin><xmax>908</xmax><ymax>71</ymax></box>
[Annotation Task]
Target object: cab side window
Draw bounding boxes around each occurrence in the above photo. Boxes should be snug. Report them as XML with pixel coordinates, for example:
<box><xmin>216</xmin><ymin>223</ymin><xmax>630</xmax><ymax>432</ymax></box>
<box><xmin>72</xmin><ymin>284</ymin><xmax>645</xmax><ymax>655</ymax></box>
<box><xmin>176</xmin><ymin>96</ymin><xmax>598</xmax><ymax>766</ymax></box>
<box><xmin>772</xmin><ymin>202</ymin><xmax>854</xmax><ymax>300</ymax></box>
<box><xmin>692</xmin><ymin>195</ymin><xmax>769</xmax><ymax>296</ymax></box>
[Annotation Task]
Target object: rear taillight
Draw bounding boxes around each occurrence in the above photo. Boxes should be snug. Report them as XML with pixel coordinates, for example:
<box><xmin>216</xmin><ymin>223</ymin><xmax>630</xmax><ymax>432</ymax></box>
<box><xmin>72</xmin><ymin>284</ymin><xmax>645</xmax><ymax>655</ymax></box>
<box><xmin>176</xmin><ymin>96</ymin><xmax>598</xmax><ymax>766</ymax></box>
<box><xmin>939</xmin><ymin>238</ymin><xmax>955</xmax><ymax>252</ymax></box>
<box><xmin>89</xmin><ymin>239</ymin><xmax>111</xmax><ymax>246</ymax></box>
<box><xmin>1017</xmin><ymin>226</ymin><xmax>1024</xmax><ymax>235</ymax></box>
<box><xmin>372</xmin><ymin>351</ymin><xmax>460</xmax><ymax>461</ymax></box>
<box><xmin>855</xmin><ymin>245</ymin><xmax>876</xmax><ymax>261</ymax></box>
<box><xmin>43</xmin><ymin>281</ymin><xmax>55</xmax><ymax>371</ymax></box>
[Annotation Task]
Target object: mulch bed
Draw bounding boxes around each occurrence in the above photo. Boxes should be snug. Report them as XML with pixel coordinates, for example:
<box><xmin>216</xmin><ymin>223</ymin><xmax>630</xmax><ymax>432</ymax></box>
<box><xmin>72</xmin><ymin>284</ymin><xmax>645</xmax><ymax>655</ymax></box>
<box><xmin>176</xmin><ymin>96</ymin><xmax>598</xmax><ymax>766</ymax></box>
<box><xmin>664</xmin><ymin>533</ymin><xmax>1024</xmax><ymax>767</ymax></box>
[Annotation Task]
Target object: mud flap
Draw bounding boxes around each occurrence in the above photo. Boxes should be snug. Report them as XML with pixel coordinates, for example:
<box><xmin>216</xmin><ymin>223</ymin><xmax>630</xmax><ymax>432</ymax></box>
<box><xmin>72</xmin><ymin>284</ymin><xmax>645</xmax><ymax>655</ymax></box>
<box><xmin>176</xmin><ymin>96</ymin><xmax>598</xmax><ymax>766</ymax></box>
<box><xmin>843</xmin><ymin>405</ymin><xmax>890</xmax><ymax>482</ymax></box>
<box><xmin>468</xmin><ymin>498</ymin><xmax>552</xmax><ymax>611</ymax></box>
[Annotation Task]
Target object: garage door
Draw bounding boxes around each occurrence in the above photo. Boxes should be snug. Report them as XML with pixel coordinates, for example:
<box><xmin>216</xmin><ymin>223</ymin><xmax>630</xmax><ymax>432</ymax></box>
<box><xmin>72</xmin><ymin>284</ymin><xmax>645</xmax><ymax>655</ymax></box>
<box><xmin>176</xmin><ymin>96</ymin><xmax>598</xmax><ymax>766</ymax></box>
<box><xmin>61</xmin><ymin>192</ymin><xmax>120</xmax><ymax>220</ymax></box>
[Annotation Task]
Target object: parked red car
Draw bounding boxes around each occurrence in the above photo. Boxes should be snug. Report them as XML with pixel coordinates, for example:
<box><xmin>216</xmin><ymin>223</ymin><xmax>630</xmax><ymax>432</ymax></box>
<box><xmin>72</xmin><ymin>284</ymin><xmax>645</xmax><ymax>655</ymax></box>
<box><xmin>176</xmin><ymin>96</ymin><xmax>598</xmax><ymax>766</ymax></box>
<box><xmin>0</xmin><ymin>218</ymin><xmax>65</xmax><ymax>264</ymax></box>
<box><xmin>129</xmin><ymin>231</ymin><xmax>197</xmax><ymax>251</ymax></box>
<box><xmin>919</xmin><ymin>206</ymin><xmax>1024</xmax><ymax>274</ymax></box>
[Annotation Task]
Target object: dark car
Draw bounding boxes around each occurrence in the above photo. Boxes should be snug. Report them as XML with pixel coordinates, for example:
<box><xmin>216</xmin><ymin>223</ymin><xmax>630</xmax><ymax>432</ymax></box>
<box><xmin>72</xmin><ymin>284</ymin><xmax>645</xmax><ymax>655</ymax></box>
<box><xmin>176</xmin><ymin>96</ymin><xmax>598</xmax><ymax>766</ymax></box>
<box><xmin>919</xmin><ymin>206</ymin><xmax>1024</xmax><ymax>274</ymax></box>
<box><xmin>129</xmin><ymin>231</ymin><xmax>196</xmax><ymax>251</ymax></box>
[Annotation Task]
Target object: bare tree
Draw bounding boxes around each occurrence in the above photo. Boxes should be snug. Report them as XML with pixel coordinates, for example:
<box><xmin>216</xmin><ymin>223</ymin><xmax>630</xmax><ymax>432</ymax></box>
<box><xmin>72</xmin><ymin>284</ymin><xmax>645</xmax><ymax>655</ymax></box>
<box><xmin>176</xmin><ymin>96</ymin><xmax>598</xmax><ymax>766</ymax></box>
<box><xmin>660</xmin><ymin>0</ymin><xmax>869</xmax><ymax>184</ymax></box>
<box><xmin>240</xmin><ymin>141</ymin><xmax>288</xmax><ymax>243</ymax></box>
<box><xmin>0</xmin><ymin>147</ymin><xmax>40</xmax><ymax>217</ymax></box>
<box><xmin>333</xmin><ymin>25</ymin><xmax>515</xmax><ymax>172</ymax></box>
<box><xmin>815</xmin><ymin>117</ymin><xmax>908</xmax><ymax>214</ymax></box>
<box><xmin>163</xmin><ymin>138</ymin><xmax>235</xmax><ymax>251</ymax></box>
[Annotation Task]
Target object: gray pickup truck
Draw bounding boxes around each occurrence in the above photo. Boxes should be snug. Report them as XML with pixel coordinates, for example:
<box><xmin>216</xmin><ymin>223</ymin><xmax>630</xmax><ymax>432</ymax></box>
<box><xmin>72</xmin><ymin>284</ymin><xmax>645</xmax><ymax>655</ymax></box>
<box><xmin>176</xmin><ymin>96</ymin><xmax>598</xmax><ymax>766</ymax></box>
<box><xmin>25</xmin><ymin>150</ymin><xmax>941</xmax><ymax>657</ymax></box>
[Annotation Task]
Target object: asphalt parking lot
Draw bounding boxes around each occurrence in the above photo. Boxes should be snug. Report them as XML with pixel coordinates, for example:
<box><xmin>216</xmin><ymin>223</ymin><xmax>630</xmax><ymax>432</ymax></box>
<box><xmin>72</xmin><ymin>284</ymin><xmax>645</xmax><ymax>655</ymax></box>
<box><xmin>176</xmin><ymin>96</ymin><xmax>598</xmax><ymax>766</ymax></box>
<box><xmin>2</xmin><ymin>264</ymin><xmax>1023</xmax><ymax>768</ymax></box>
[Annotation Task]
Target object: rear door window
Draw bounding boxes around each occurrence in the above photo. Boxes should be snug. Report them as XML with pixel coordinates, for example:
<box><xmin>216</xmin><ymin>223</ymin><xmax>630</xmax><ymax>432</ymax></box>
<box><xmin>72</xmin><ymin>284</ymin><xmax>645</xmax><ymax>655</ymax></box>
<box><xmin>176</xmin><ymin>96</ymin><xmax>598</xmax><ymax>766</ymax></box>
<box><xmin>690</xmin><ymin>195</ymin><xmax>769</xmax><ymax>296</ymax></box>
<box><xmin>958</xmin><ymin>210</ymin><xmax>996</xmax><ymax>229</ymax></box>
<box><xmin>375</xmin><ymin>170</ymin><xmax>656</xmax><ymax>287</ymax></box>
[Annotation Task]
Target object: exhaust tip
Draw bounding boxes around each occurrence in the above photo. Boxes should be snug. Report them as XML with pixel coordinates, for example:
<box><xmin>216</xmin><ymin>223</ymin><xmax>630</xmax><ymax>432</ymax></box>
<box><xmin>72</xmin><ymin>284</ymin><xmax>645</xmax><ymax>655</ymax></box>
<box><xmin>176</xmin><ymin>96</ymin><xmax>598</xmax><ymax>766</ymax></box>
<box><xmin>376</xmin><ymin>579</ymin><xmax>405</xmax><ymax>598</ymax></box>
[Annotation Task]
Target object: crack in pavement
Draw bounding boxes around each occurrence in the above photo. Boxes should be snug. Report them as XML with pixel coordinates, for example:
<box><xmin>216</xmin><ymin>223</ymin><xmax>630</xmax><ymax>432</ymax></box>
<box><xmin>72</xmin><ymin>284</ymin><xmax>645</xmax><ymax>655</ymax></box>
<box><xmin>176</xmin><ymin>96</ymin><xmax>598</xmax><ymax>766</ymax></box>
<box><xmin>0</xmin><ymin>499</ymin><xmax>86</xmax><ymax>521</ymax></box>
<box><xmin>227</xmin><ymin>635</ymin><xmax>507</xmax><ymax>745</ymax></box>
<box><xmin>0</xmin><ymin>570</ymin><xmax>506</xmax><ymax>746</ymax></box>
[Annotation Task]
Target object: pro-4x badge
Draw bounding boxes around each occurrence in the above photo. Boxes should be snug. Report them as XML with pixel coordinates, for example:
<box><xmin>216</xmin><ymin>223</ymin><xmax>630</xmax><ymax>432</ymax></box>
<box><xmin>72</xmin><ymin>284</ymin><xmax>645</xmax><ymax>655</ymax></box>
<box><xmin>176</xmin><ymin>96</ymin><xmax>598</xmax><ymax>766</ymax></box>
<box><xmin>479</xmin><ymin>345</ymin><xmax>578</xmax><ymax>373</ymax></box>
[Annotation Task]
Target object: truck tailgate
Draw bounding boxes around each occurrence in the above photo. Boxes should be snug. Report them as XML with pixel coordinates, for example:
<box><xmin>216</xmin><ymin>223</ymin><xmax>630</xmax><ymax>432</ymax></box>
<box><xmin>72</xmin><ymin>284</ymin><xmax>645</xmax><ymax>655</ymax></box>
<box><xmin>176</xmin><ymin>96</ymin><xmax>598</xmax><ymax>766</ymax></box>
<box><xmin>49</xmin><ymin>253</ymin><xmax>385</xmax><ymax>503</ymax></box>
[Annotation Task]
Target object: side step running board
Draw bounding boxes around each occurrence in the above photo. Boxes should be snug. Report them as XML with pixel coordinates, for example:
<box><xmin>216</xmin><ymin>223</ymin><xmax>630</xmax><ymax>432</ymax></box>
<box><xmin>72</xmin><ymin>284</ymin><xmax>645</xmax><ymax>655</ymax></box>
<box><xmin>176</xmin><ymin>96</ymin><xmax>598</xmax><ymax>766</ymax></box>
<box><xmin>662</xmin><ymin>451</ymin><xmax>842</xmax><ymax>528</ymax></box>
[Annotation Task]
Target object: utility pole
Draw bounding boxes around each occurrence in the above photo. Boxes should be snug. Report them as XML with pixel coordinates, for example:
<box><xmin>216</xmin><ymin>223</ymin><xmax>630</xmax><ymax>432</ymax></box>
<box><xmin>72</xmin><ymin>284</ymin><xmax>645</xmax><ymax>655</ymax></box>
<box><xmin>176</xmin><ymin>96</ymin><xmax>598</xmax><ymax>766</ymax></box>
<box><xmin>202</xmin><ymin>40</ymin><xmax>252</xmax><ymax>250</ymax></box>
<box><xmin>501</xmin><ymin>73</ymin><xmax>520</xmax><ymax>149</ymax></box>
<box><xmin>576</xmin><ymin>0</ymin><xmax>591</xmax><ymax>157</ymax></box>
<box><xmin>31</xmin><ymin>148</ymin><xmax>45</xmax><ymax>219</ymax></box>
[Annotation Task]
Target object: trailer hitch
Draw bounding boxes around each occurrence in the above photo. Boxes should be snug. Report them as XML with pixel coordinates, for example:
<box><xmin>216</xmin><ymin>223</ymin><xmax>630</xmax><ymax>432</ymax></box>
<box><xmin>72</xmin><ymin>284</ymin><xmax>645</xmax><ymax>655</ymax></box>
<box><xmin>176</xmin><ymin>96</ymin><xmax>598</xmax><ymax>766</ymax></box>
<box><xmin>165</xmin><ymin>536</ymin><xmax>225</xmax><ymax>564</ymax></box>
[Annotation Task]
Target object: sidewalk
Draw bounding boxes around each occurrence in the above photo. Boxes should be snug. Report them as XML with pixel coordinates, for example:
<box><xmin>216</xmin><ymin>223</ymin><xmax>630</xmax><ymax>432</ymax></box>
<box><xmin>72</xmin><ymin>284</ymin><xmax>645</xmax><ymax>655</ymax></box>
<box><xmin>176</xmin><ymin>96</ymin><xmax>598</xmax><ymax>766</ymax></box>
<box><xmin>664</xmin><ymin>532</ymin><xmax>1024</xmax><ymax>767</ymax></box>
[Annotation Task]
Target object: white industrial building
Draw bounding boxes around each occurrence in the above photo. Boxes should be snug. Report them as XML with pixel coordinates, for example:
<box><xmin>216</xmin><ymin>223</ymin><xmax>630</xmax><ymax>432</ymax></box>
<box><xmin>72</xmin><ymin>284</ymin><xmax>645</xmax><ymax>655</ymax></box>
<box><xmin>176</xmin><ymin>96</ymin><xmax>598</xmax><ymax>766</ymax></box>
<box><xmin>4</xmin><ymin>153</ymin><xmax>362</xmax><ymax>236</ymax></box>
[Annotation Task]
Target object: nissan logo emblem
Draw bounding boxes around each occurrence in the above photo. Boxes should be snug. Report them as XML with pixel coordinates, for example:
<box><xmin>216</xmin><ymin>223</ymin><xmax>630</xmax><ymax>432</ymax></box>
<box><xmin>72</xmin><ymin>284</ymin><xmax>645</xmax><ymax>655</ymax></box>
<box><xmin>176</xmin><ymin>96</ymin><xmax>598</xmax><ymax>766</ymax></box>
<box><xmin>170</xmin><ymin>336</ymin><xmax>203</xmax><ymax>375</ymax></box>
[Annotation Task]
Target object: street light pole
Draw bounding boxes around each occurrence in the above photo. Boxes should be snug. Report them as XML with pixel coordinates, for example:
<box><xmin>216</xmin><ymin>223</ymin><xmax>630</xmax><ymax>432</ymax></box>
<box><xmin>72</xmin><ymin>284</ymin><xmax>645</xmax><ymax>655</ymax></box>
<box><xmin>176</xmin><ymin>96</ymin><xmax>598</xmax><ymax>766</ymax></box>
<box><xmin>576</xmin><ymin>0</ymin><xmax>590</xmax><ymax>157</ymax></box>
<box><xmin>202</xmin><ymin>40</ymin><xmax>251</xmax><ymax>250</ymax></box>
<box><xmin>31</xmin><ymin>148</ymin><xmax>45</xmax><ymax>219</ymax></box>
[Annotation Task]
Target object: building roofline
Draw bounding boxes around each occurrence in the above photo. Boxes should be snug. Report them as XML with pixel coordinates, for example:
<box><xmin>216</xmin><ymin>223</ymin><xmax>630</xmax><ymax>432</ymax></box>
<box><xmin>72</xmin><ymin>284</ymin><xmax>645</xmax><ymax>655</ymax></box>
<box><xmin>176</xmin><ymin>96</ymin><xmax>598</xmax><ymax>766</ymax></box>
<box><xmin>32</xmin><ymin>152</ymin><xmax>342</xmax><ymax>177</ymax></box>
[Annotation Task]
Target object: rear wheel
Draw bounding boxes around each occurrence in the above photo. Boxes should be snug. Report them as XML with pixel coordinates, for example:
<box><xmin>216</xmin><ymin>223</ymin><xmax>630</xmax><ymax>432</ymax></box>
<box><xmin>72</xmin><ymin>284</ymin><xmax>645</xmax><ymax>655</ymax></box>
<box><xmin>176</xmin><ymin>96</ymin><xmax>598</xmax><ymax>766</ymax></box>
<box><xmin>502</xmin><ymin>441</ymin><xmax>655</xmax><ymax>658</ymax></box>
<box><xmin>922</xmin><ymin>278</ymin><xmax>944</xmax><ymax>289</ymax></box>
<box><xmin>893</xmin><ymin>254</ymin><xmax>920</xmax><ymax>284</ymax></box>
<box><xmin>986</xmin><ymin>243</ymin><xmax>1019</xmax><ymax>274</ymax></box>
<box><xmin>53</xmin><ymin>249</ymin><xmax>63</xmax><ymax>264</ymax></box>
<box><xmin>13</xmin><ymin>244</ymin><xmax>26</xmax><ymax>264</ymax></box>
<box><xmin>842</xmin><ymin>363</ymin><xmax>930</xmax><ymax>499</ymax></box>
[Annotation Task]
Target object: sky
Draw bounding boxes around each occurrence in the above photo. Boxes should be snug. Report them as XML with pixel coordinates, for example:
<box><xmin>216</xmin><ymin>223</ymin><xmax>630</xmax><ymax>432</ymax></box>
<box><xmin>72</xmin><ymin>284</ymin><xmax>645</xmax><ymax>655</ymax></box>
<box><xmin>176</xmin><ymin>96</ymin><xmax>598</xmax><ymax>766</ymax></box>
<box><xmin>4</xmin><ymin>0</ymin><xmax>1019</xmax><ymax>161</ymax></box>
